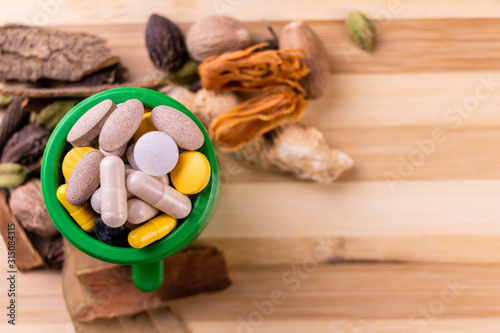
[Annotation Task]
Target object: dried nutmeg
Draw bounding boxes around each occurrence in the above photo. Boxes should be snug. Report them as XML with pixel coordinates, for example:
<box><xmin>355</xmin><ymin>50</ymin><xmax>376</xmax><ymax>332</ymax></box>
<box><xmin>9</xmin><ymin>178</ymin><xmax>59</xmax><ymax>237</ymax></box>
<box><xmin>280</xmin><ymin>21</ymin><xmax>330</xmax><ymax>99</ymax></box>
<box><xmin>346</xmin><ymin>11</ymin><xmax>376</xmax><ymax>51</ymax></box>
<box><xmin>186</xmin><ymin>16</ymin><xmax>252</xmax><ymax>61</ymax></box>
<box><xmin>1</xmin><ymin>123</ymin><xmax>50</xmax><ymax>173</ymax></box>
<box><xmin>146</xmin><ymin>14</ymin><xmax>188</xmax><ymax>73</ymax></box>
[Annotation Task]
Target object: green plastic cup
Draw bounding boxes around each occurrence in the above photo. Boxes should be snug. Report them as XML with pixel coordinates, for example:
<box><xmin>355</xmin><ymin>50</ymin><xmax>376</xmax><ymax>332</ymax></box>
<box><xmin>41</xmin><ymin>88</ymin><xmax>218</xmax><ymax>292</ymax></box>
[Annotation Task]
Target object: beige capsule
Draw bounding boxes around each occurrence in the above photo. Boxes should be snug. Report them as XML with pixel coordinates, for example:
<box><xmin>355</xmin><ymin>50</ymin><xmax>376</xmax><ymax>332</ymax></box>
<box><xmin>126</xmin><ymin>171</ymin><xmax>191</xmax><ymax>219</ymax></box>
<box><xmin>100</xmin><ymin>156</ymin><xmax>128</xmax><ymax>228</ymax></box>
<box><xmin>127</xmin><ymin>198</ymin><xmax>159</xmax><ymax>224</ymax></box>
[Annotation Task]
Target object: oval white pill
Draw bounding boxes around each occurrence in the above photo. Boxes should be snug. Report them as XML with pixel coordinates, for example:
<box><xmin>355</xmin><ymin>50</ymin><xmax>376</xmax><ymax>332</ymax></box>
<box><xmin>134</xmin><ymin>131</ymin><xmax>179</xmax><ymax>176</ymax></box>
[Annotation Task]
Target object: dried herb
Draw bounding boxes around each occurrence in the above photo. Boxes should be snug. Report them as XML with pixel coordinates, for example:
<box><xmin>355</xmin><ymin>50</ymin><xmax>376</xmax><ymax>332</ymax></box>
<box><xmin>0</xmin><ymin>96</ymin><xmax>28</xmax><ymax>156</ymax></box>
<box><xmin>146</xmin><ymin>14</ymin><xmax>188</xmax><ymax>73</ymax></box>
<box><xmin>1</xmin><ymin>123</ymin><xmax>50</xmax><ymax>173</ymax></box>
<box><xmin>236</xmin><ymin>123</ymin><xmax>354</xmax><ymax>183</ymax></box>
<box><xmin>0</xmin><ymin>24</ymin><xmax>119</xmax><ymax>82</ymax></box>
<box><xmin>199</xmin><ymin>43</ymin><xmax>309</xmax><ymax>94</ymax></box>
<box><xmin>210</xmin><ymin>86</ymin><xmax>308</xmax><ymax>151</ymax></box>
<box><xmin>346</xmin><ymin>11</ymin><xmax>376</xmax><ymax>51</ymax></box>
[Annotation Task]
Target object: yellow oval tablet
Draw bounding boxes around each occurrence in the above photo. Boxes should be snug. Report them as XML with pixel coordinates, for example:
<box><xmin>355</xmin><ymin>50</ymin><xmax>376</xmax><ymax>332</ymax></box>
<box><xmin>62</xmin><ymin>147</ymin><xmax>94</xmax><ymax>180</ymax></box>
<box><xmin>133</xmin><ymin>112</ymin><xmax>157</xmax><ymax>142</ymax></box>
<box><xmin>170</xmin><ymin>151</ymin><xmax>211</xmax><ymax>195</ymax></box>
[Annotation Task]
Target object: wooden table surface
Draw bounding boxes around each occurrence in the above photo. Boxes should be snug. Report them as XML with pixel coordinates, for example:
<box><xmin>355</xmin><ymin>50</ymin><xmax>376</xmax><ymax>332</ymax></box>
<box><xmin>3</xmin><ymin>1</ymin><xmax>500</xmax><ymax>332</ymax></box>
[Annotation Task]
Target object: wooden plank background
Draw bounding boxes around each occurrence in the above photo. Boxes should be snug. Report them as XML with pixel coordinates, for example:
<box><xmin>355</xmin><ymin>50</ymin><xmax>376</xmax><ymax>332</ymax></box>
<box><xmin>2</xmin><ymin>1</ymin><xmax>500</xmax><ymax>332</ymax></box>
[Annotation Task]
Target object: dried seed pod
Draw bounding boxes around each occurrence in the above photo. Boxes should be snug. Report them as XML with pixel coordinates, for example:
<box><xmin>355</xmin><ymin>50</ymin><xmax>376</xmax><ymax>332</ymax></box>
<box><xmin>0</xmin><ymin>96</ymin><xmax>28</xmax><ymax>156</ymax></box>
<box><xmin>235</xmin><ymin>123</ymin><xmax>354</xmax><ymax>183</ymax></box>
<box><xmin>30</xmin><ymin>100</ymin><xmax>79</xmax><ymax>130</ymax></box>
<box><xmin>146</xmin><ymin>14</ymin><xmax>188</xmax><ymax>73</ymax></box>
<box><xmin>280</xmin><ymin>21</ymin><xmax>330</xmax><ymax>99</ymax></box>
<box><xmin>186</xmin><ymin>16</ymin><xmax>252</xmax><ymax>62</ymax></box>
<box><xmin>346</xmin><ymin>11</ymin><xmax>376</xmax><ymax>51</ymax></box>
<box><xmin>209</xmin><ymin>86</ymin><xmax>308</xmax><ymax>152</ymax></box>
<box><xmin>199</xmin><ymin>43</ymin><xmax>309</xmax><ymax>94</ymax></box>
<box><xmin>168</xmin><ymin>59</ymin><xmax>199</xmax><ymax>85</ymax></box>
<box><xmin>9</xmin><ymin>179</ymin><xmax>59</xmax><ymax>237</ymax></box>
<box><xmin>46</xmin><ymin>235</ymin><xmax>64</xmax><ymax>270</ymax></box>
<box><xmin>0</xmin><ymin>163</ymin><xmax>29</xmax><ymax>188</ymax></box>
<box><xmin>1</xmin><ymin>123</ymin><xmax>50</xmax><ymax>173</ymax></box>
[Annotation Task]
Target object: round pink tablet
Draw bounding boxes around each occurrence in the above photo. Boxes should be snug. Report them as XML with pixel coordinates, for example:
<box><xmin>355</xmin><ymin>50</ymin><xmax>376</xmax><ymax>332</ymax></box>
<box><xmin>133</xmin><ymin>131</ymin><xmax>179</xmax><ymax>176</ymax></box>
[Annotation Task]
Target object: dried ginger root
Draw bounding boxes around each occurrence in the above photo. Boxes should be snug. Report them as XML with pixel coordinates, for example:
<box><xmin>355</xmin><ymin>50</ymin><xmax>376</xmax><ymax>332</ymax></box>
<box><xmin>198</xmin><ymin>43</ymin><xmax>309</xmax><ymax>94</ymax></box>
<box><xmin>209</xmin><ymin>86</ymin><xmax>308</xmax><ymax>151</ymax></box>
<box><xmin>235</xmin><ymin>123</ymin><xmax>354</xmax><ymax>184</ymax></box>
<box><xmin>160</xmin><ymin>85</ymin><xmax>240</xmax><ymax>128</ymax></box>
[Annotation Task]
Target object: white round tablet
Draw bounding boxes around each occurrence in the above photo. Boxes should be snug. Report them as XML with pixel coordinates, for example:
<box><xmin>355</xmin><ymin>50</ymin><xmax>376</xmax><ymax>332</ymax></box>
<box><xmin>133</xmin><ymin>131</ymin><xmax>179</xmax><ymax>176</ymax></box>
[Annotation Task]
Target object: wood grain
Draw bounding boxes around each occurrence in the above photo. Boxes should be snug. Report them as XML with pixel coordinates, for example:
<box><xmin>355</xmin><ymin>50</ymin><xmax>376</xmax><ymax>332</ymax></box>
<box><xmin>3</xmin><ymin>0</ymin><xmax>500</xmax><ymax>26</ymax></box>
<box><xmin>1</xmin><ymin>3</ymin><xmax>500</xmax><ymax>332</ymax></box>
<box><xmin>41</xmin><ymin>19</ymin><xmax>500</xmax><ymax>78</ymax></box>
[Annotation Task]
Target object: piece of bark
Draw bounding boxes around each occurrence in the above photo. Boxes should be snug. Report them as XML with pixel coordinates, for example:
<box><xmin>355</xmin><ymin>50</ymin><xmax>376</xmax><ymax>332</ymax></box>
<box><xmin>0</xmin><ymin>78</ymin><xmax>169</xmax><ymax>98</ymax></box>
<box><xmin>0</xmin><ymin>192</ymin><xmax>43</xmax><ymax>271</ymax></box>
<box><xmin>0</xmin><ymin>96</ymin><xmax>28</xmax><ymax>156</ymax></box>
<box><xmin>34</xmin><ymin>63</ymin><xmax>129</xmax><ymax>89</ymax></box>
<box><xmin>76</xmin><ymin>245</ymin><xmax>231</xmax><ymax>322</ymax></box>
<box><xmin>62</xmin><ymin>240</ymin><xmax>190</xmax><ymax>333</ymax></box>
<box><xmin>0</xmin><ymin>24</ymin><xmax>119</xmax><ymax>82</ymax></box>
<box><xmin>1</xmin><ymin>123</ymin><xmax>50</xmax><ymax>173</ymax></box>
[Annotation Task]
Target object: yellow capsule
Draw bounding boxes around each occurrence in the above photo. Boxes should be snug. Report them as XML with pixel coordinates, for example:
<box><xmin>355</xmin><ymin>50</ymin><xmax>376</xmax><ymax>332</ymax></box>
<box><xmin>133</xmin><ymin>112</ymin><xmax>157</xmax><ymax>142</ymax></box>
<box><xmin>128</xmin><ymin>214</ymin><xmax>177</xmax><ymax>249</ymax></box>
<box><xmin>57</xmin><ymin>184</ymin><xmax>97</xmax><ymax>232</ymax></box>
<box><xmin>170</xmin><ymin>151</ymin><xmax>211</xmax><ymax>194</ymax></box>
<box><xmin>62</xmin><ymin>147</ymin><xmax>95</xmax><ymax>180</ymax></box>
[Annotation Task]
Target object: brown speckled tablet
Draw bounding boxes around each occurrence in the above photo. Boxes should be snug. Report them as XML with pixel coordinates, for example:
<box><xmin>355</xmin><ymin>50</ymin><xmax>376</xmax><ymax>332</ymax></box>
<box><xmin>99</xmin><ymin>99</ymin><xmax>144</xmax><ymax>152</ymax></box>
<box><xmin>67</xmin><ymin>99</ymin><xmax>116</xmax><ymax>147</ymax></box>
<box><xmin>151</xmin><ymin>105</ymin><xmax>204</xmax><ymax>150</ymax></box>
<box><xmin>66</xmin><ymin>150</ymin><xmax>104</xmax><ymax>206</ymax></box>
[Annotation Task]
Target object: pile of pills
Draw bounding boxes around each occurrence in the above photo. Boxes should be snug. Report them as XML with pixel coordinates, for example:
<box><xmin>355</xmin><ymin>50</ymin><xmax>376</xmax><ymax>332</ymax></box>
<box><xmin>57</xmin><ymin>99</ymin><xmax>211</xmax><ymax>249</ymax></box>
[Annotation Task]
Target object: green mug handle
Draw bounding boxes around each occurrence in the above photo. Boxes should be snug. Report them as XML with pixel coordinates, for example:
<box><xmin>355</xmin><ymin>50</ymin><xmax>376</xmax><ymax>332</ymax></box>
<box><xmin>132</xmin><ymin>261</ymin><xmax>164</xmax><ymax>292</ymax></box>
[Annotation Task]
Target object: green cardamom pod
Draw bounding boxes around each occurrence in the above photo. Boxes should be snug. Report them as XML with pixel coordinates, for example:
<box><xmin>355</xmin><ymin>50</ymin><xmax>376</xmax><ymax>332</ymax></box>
<box><xmin>346</xmin><ymin>11</ymin><xmax>376</xmax><ymax>51</ymax></box>
<box><xmin>30</xmin><ymin>100</ymin><xmax>79</xmax><ymax>130</ymax></box>
<box><xmin>0</xmin><ymin>83</ymin><xmax>13</xmax><ymax>106</ymax></box>
<box><xmin>168</xmin><ymin>59</ymin><xmax>200</xmax><ymax>85</ymax></box>
<box><xmin>0</xmin><ymin>163</ymin><xmax>29</xmax><ymax>188</ymax></box>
